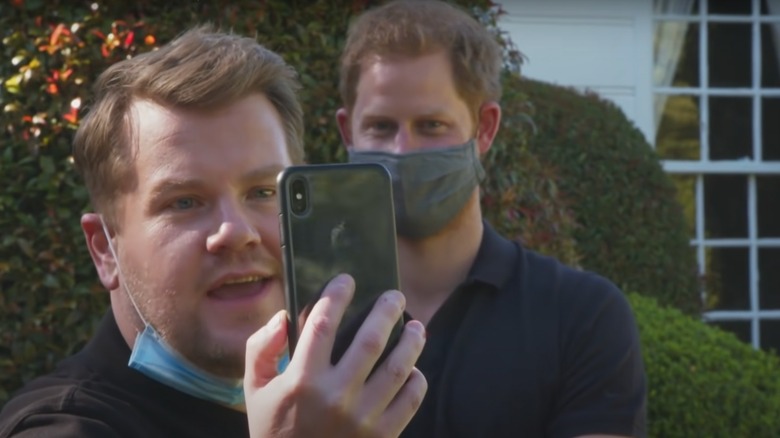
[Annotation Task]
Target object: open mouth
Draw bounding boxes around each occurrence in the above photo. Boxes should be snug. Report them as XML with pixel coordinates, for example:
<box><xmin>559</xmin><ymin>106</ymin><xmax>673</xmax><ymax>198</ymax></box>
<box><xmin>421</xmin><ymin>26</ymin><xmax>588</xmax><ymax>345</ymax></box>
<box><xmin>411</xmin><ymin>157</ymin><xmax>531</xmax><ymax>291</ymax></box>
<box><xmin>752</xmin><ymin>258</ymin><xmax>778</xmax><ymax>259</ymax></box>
<box><xmin>207</xmin><ymin>276</ymin><xmax>272</xmax><ymax>301</ymax></box>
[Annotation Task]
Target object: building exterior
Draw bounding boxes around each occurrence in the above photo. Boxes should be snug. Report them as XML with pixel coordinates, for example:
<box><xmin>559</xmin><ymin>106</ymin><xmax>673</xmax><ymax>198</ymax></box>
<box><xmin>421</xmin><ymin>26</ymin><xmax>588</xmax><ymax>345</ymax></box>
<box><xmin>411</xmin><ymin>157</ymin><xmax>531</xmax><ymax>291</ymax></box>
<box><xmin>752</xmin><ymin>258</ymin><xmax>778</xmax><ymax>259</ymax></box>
<box><xmin>500</xmin><ymin>0</ymin><xmax>780</xmax><ymax>350</ymax></box>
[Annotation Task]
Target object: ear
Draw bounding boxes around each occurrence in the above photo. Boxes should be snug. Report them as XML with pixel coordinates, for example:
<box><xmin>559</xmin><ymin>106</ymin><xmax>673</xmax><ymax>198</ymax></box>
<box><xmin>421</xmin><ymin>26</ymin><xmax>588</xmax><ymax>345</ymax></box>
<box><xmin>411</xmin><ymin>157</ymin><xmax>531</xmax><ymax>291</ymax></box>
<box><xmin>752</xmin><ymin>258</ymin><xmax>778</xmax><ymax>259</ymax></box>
<box><xmin>81</xmin><ymin>213</ymin><xmax>119</xmax><ymax>291</ymax></box>
<box><xmin>336</xmin><ymin>107</ymin><xmax>353</xmax><ymax>150</ymax></box>
<box><xmin>475</xmin><ymin>101</ymin><xmax>502</xmax><ymax>155</ymax></box>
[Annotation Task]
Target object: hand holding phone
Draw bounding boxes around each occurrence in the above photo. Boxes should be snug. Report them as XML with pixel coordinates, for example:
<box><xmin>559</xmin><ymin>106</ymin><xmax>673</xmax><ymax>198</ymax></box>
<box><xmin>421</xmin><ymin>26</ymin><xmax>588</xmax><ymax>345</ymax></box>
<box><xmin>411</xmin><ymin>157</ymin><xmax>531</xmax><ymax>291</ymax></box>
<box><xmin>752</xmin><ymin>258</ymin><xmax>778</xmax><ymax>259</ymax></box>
<box><xmin>243</xmin><ymin>274</ymin><xmax>428</xmax><ymax>438</ymax></box>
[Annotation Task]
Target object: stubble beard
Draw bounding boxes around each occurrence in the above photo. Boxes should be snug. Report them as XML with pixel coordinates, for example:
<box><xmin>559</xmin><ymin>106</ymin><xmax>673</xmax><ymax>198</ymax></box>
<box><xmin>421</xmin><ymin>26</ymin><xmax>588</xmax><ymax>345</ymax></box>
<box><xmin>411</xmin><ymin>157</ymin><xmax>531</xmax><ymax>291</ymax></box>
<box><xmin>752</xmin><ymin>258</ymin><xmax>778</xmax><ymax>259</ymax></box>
<box><xmin>121</xmin><ymin>268</ymin><xmax>249</xmax><ymax>379</ymax></box>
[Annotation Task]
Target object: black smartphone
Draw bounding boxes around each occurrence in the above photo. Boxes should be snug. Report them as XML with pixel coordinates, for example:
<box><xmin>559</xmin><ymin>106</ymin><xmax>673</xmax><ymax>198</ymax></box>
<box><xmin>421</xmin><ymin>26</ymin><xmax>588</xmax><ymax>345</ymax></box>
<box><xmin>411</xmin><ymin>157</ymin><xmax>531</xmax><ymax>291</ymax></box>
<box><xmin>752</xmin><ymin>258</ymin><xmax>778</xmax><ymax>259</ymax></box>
<box><xmin>277</xmin><ymin>163</ymin><xmax>402</xmax><ymax>368</ymax></box>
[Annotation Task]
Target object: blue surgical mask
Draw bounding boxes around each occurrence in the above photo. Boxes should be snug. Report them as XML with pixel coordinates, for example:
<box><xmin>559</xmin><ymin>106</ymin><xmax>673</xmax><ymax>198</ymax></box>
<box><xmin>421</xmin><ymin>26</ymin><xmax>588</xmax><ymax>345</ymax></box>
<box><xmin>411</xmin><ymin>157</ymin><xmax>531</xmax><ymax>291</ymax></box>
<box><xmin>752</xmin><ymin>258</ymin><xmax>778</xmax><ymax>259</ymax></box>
<box><xmin>348</xmin><ymin>139</ymin><xmax>485</xmax><ymax>239</ymax></box>
<box><xmin>100</xmin><ymin>218</ymin><xmax>288</xmax><ymax>406</ymax></box>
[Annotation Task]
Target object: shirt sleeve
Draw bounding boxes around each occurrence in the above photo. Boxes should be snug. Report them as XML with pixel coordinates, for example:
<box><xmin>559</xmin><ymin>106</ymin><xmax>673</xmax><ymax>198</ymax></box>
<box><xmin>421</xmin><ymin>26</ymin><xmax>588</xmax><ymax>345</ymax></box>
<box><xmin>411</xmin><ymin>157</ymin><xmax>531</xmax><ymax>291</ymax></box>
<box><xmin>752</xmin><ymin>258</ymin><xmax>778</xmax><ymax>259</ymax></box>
<box><xmin>548</xmin><ymin>273</ymin><xmax>647</xmax><ymax>438</ymax></box>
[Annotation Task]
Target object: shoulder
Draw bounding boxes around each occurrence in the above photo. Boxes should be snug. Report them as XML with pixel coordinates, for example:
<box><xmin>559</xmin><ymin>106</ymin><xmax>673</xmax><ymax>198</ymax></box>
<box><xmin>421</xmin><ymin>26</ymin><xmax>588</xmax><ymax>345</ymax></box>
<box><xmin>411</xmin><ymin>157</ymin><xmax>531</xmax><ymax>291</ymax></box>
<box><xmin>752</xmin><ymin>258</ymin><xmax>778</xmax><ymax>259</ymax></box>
<box><xmin>517</xmin><ymin>245</ymin><xmax>629</xmax><ymax>316</ymax></box>
<box><xmin>0</xmin><ymin>373</ymin><xmax>133</xmax><ymax>437</ymax></box>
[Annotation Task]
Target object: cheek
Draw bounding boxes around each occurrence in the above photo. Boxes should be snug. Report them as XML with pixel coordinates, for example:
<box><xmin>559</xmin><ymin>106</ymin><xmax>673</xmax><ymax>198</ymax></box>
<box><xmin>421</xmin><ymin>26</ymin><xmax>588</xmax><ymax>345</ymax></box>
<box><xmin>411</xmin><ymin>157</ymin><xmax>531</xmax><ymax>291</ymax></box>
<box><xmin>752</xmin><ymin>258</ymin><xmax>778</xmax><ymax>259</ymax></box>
<box><xmin>258</xmin><ymin>216</ymin><xmax>282</xmax><ymax>256</ymax></box>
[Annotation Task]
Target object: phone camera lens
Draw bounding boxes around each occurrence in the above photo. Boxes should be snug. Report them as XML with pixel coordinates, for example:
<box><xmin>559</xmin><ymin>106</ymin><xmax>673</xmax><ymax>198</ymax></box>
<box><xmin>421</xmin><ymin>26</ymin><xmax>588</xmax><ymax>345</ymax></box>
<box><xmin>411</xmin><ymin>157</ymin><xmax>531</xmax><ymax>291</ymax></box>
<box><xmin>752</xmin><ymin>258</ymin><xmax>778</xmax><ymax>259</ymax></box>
<box><xmin>290</xmin><ymin>179</ymin><xmax>308</xmax><ymax>215</ymax></box>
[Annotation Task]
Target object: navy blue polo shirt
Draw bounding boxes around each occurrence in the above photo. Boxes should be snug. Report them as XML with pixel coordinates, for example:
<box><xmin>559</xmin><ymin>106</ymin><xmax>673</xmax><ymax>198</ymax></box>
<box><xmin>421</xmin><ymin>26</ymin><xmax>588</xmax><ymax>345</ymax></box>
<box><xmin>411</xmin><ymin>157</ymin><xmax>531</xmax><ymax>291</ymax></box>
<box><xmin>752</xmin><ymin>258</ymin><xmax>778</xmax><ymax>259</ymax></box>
<box><xmin>401</xmin><ymin>222</ymin><xmax>646</xmax><ymax>438</ymax></box>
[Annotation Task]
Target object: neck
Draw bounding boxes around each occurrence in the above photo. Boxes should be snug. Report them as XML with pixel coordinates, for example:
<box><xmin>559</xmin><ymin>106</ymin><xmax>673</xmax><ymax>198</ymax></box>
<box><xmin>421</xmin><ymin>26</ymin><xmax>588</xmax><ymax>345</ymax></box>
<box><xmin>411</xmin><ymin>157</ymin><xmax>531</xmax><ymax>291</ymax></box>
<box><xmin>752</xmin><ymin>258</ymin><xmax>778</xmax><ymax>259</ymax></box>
<box><xmin>397</xmin><ymin>191</ymin><xmax>483</xmax><ymax>325</ymax></box>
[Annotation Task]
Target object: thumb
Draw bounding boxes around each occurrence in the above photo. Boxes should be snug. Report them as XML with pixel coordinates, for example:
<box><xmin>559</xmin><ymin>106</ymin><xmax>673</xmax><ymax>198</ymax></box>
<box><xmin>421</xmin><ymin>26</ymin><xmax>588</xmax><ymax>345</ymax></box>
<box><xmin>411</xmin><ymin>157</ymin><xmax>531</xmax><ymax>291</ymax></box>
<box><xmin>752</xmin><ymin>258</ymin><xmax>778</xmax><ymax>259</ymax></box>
<box><xmin>244</xmin><ymin>310</ymin><xmax>288</xmax><ymax>391</ymax></box>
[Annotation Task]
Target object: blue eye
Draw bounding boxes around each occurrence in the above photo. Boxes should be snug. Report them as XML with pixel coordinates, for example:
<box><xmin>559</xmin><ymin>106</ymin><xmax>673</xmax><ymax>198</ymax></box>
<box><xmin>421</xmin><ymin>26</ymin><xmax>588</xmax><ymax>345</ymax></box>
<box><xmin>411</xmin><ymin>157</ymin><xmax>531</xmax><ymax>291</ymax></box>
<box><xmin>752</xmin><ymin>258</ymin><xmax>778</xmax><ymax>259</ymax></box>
<box><xmin>172</xmin><ymin>197</ymin><xmax>196</xmax><ymax>210</ymax></box>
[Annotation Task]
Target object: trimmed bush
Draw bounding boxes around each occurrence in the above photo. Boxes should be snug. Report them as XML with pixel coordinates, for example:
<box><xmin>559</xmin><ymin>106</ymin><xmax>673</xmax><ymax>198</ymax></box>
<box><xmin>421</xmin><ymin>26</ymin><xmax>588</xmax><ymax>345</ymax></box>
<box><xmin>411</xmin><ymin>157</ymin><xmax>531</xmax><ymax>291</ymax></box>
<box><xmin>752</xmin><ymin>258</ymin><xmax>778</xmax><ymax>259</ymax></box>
<box><xmin>482</xmin><ymin>72</ymin><xmax>581</xmax><ymax>267</ymax></box>
<box><xmin>517</xmin><ymin>77</ymin><xmax>701</xmax><ymax>313</ymax></box>
<box><xmin>630</xmin><ymin>293</ymin><xmax>780</xmax><ymax>436</ymax></box>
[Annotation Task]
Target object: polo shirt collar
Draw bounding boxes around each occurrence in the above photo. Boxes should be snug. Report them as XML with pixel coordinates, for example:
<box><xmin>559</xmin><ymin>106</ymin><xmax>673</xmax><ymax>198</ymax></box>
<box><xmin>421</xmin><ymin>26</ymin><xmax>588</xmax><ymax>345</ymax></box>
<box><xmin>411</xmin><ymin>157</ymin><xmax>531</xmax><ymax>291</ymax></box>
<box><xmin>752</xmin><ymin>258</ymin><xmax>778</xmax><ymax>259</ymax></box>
<box><xmin>464</xmin><ymin>221</ymin><xmax>518</xmax><ymax>292</ymax></box>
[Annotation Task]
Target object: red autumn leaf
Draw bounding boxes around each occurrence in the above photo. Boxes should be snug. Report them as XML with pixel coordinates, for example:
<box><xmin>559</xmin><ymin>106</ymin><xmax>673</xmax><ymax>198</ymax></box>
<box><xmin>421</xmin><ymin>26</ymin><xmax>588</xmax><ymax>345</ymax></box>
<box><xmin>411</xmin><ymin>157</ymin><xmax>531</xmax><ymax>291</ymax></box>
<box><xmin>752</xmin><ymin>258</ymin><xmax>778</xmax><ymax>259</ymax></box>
<box><xmin>123</xmin><ymin>31</ymin><xmax>134</xmax><ymax>48</ymax></box>
<box><xmin>63</xmin><ymin>108</ymin><xmax>78</xmax><ymax>124</ymax></box>
<box><xmin>46</xmin><ymin>83</ymin><xmax>58</xmax><ymax>94</ymax></box>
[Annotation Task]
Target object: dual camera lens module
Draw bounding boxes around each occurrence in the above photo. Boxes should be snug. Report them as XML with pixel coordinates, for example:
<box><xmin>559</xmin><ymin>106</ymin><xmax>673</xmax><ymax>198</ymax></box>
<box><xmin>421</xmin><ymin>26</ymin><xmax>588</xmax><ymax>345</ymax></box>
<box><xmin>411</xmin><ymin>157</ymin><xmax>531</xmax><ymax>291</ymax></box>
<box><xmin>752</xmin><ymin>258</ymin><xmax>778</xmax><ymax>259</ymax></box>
<box><xmin>290</xmin><ymin>178</ymin><xmax>308</xmax><ymax>215</ymax></box>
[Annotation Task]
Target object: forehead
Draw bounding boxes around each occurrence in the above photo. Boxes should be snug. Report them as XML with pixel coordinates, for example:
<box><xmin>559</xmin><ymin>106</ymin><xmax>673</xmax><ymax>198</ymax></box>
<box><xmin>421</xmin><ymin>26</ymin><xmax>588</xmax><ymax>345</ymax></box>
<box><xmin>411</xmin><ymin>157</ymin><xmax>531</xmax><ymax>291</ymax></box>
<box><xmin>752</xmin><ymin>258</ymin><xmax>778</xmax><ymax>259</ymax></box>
<box><xmin>127</xmin><ymin>95</ymin><xmax>291</xmax><ymax>183</ymax></box>
<box><xmin>353</xmin><ymin>52</ymin><xmax>470</xmax><ymax>117</ymax></box>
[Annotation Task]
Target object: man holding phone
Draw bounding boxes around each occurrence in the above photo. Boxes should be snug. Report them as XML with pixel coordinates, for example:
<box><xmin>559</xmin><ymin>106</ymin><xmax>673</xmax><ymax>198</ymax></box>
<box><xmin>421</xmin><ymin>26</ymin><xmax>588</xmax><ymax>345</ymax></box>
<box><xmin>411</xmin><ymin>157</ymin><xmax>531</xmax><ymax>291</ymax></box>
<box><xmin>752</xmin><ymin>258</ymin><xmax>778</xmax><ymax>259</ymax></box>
<box><xmin>337</xmin><ymin>1</ymin><xmax>647</xmax><ymax>437</ymax></box>
<box><xmin>0</xmin><ymin>26</ymin><xmax>426</xmax><ymax>438</ymax></box>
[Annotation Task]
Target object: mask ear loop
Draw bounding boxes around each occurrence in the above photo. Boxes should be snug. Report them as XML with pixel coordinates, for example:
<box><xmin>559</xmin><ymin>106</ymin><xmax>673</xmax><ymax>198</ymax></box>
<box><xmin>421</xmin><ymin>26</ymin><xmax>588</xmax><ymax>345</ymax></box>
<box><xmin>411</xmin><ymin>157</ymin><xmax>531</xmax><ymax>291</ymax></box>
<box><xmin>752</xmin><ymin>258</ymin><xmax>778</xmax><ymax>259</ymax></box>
<box><xmin>99</xmin><ymin>215</ymin><xmax>150</xmax><ymax>328</ymax></box>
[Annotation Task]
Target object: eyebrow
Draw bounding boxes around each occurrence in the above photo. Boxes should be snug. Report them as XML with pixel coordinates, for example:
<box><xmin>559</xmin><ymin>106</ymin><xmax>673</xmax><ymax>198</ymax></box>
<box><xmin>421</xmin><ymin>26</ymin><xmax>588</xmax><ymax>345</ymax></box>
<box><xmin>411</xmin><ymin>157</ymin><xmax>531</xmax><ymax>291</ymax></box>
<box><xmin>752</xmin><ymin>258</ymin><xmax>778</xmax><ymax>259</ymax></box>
<box><xmin>148</xmin><ymin>164</ymin><xmax>286</xmax><ymax>200</ymax></box>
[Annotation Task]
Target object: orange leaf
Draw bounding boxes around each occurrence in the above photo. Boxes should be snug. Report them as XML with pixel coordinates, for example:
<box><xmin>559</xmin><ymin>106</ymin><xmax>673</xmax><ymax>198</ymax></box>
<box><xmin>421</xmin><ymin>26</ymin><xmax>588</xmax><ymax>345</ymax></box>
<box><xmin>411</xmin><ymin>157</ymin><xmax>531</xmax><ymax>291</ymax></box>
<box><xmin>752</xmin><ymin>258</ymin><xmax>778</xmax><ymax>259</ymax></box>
<box><xmin>144</xmin><ymin>34</ymin><xmax>156</xmax><ymax>45</ymax></box>
<box><xmin>46</xmin><ymin>83</ymin><xmax>58</xmax><ymax>94</ymax></box>
<box><xmin>63</xmin><ymin>108</ymin><xmax>78</xmax><ymax>124</ymax></box>
<box><xmin>50</xmin><ymin>23</ymin><xmax>65</xmax><ymax>47</ymax></box>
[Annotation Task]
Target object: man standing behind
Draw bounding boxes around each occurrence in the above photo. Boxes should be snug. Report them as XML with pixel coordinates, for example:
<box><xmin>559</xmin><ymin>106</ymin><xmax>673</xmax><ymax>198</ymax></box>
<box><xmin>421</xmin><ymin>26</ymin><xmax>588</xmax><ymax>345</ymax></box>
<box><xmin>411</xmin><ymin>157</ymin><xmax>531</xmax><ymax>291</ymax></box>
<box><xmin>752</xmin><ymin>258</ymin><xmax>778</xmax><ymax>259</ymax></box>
<box><xmin>338</xmin><ymin>1</ymin><xmax>647</xmax><ymax>437</ymax></box>
<box><xmin>0</xmin><ymin>26</ymin><xmax>427</xmax><ymax>438</ymax></box>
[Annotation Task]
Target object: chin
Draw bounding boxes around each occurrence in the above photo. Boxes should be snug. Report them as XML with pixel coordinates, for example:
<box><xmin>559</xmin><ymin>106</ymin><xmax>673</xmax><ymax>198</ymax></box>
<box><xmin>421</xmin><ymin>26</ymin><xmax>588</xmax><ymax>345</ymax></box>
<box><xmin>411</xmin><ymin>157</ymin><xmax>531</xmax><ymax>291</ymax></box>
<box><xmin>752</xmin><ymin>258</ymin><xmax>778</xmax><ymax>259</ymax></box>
<box><xmin>193</xmin><ymin>334</ymin><xmax>249</xmax><ymax>378</ymax></box>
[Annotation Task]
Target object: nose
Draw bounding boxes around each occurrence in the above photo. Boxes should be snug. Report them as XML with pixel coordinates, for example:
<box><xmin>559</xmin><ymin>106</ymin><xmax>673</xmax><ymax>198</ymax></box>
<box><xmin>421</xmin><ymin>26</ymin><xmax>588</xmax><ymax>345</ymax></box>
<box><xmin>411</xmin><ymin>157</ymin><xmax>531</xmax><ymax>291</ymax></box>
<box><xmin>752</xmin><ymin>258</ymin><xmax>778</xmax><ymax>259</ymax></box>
<box><xmin>391</xmin><ymin>127</ymin><xmax>418</xmax><ymax>154</ymax></box>
<box><xmin>206</xmin><ymin>200</ymin><xmax>261</xmax><ymax>253</ymax></box>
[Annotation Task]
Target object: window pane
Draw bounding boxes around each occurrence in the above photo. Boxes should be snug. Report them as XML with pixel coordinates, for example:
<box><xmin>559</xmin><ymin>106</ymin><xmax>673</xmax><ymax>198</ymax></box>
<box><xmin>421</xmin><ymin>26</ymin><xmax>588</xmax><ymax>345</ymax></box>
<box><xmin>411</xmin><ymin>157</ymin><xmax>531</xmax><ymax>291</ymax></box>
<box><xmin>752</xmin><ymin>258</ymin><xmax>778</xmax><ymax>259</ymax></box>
<box><xmin>709</xmin><ymin>97</ymin><xmax>752</xmax><ymax>160</ymax></box>
<box><xmin>758</xmin><ymin>176</ymin><xmax>780</xmax><ymax>237</ymax></box>
<box><xmin>704</xmin><ymin>175</ymin><xmax>747</xmax><ymax>238</ymax></box>
<box><xmin>654</xmin><ymin>22</ymin><xmax>699</xmax><ymax>88</ymax></box>
<box><xmin>761</xmin><ymin>0</ymin><xmax>780</xmax><ymax>15</ymax></box>
<box><xmin>709</xmin><ymin>0</ymin><xmax>752</xmax><ymax>15</ymax></box>
<box><xmin>709</xmin><ymin>320</ymin><xmax>752</xmax><ymax>345</ymax></box>
<box><xmin>656</xmin><ymin>95</ymin><xmax>701</xmax><ymax>159</ymax></box>
<box><xmin>709</xmin><ymin>23</ymin><xmax>751</xmax><ymax>87</ymax></box>
<box><xmin>760</xmin><ymin>320</ymin><xmax>780</xmax><ymax>353</ymax></box>
<box><xmin>761</xmin><ymin>24</ymin><xmax>780</xmax><ymax>88</ymax></box>
<box><xmin>654</xmin><ymin>0</ymin><xmax>699</xmax><ymax>14</ymax></box>
<box><xmin>670</xmin><ymin>175</ymin><xmax>697</xmax><ymax>235</ymax></box>
<box><xmin>759</xmin><ymin>248</ymin><xmax>780</xmax><ymax>308</ymax></box>
<box><xmin>704</xmin><ymin>247</ymin><xmax>750</xmax><ymax>310</ymax></box>
<box><xmin>763</xmin><ymin>98</ymin><xmax>780</xmax><ymax>160</ymax></box>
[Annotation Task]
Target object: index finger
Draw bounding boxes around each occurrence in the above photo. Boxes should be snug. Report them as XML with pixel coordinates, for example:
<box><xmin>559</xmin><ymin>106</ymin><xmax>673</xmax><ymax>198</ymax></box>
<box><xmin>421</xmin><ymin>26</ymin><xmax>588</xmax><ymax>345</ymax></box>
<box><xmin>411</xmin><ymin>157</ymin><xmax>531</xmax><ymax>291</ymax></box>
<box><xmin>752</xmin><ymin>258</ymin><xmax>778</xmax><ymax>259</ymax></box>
<box><xmin>289</xmin><ymin>273</ymin><xmax>355</xmax><ymax>373</ymax></box>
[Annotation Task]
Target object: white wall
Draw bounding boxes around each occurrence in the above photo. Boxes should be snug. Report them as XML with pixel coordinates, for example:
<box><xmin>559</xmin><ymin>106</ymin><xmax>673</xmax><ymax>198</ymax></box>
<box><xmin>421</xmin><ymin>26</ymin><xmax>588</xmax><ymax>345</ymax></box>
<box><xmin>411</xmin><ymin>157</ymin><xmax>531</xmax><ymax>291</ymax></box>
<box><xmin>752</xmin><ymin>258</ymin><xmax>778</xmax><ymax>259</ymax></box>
<box><xmin>498</xmin><ymin>0</ymin><xmax>654</xmax><ymax>143</ymax></box>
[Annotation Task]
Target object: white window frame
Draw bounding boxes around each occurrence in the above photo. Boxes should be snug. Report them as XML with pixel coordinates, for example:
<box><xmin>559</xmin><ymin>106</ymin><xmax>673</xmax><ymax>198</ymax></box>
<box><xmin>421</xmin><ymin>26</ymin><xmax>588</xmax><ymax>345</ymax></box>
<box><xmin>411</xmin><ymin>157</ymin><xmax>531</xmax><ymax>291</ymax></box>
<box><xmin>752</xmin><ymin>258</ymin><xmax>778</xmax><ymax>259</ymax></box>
<box><xmin>654</xmin><ymin>0</ymin><xmax>780</xmax><ymax>348</ymax></box>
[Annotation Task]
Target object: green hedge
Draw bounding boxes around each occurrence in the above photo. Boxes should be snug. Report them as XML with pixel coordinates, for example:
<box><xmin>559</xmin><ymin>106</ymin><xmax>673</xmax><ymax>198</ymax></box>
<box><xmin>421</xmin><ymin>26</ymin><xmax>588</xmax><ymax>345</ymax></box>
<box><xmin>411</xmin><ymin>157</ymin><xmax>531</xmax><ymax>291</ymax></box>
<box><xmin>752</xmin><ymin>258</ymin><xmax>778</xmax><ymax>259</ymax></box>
<box><xmin>517</xmin><ymin>77</ymin><xmax>701</xmax><ymax>314</ymax></box>
<box><xmin>630</xmin><ymin>293</ymin><xmax>780</xmax><ymax>437</ymax></box>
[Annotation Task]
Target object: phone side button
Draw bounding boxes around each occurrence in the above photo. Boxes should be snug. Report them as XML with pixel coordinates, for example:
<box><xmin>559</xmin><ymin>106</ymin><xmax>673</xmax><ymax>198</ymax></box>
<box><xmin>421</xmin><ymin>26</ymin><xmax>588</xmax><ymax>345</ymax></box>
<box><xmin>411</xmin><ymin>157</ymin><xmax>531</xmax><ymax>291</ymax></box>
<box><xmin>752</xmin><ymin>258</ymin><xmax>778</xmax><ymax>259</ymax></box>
<box><xmin>278</xmin><ymin>215</ymin><xmax>285</xmax><ymax>247</ymax></box>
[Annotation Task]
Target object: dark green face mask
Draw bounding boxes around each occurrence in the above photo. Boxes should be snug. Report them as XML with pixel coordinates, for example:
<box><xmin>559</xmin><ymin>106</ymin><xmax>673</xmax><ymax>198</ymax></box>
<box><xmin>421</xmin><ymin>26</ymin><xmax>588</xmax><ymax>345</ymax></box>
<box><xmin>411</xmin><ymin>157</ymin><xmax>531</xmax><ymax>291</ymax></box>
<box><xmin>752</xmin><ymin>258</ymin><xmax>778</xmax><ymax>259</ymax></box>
<box><xmin>348</xmin><ymin>140</ymin><xmax>485</xmax><ymax>239</ymax></box>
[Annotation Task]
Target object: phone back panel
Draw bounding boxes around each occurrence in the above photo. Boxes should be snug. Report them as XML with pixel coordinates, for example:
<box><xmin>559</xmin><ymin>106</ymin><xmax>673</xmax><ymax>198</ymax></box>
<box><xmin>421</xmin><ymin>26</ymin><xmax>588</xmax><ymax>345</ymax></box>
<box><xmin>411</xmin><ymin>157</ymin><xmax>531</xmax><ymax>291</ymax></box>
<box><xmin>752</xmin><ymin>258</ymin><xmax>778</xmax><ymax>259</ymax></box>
<box><xmin>278</xmin><ymin>163</ymin><xmax>401</xmax><ymax>361</ymax></box>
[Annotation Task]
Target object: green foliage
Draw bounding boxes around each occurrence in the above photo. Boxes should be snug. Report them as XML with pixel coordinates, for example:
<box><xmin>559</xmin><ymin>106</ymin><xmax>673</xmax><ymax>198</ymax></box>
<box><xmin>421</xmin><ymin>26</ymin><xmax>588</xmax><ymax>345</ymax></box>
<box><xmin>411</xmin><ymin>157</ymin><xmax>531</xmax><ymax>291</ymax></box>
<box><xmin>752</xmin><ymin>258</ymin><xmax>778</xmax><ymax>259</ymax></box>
<box><xmin>630</xmin><ymin>293</ymin><xmax>780</xmax><ymax>437</ymax></box>
<box><xmin>482</xmin><ymin>72</ymin><xmax>581</xmax><ymax>266</ymax></box>
<box><xmin>517</xmin><ymin>77</ymin><xmax>701</xmax><ymax>313</ymax></box>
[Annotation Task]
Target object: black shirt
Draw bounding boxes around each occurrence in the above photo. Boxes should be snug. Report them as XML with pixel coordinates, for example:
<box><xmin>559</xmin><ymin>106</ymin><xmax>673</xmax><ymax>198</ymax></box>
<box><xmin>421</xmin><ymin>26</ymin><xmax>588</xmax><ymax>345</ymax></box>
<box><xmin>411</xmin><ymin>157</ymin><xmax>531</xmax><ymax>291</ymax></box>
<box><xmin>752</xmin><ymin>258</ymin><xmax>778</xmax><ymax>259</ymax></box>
<box><xmin>401</xmin><ymin>222</ymin><xmax>646</xmax><ymax>438</ymax></box>
<box><xmin>0</xmin><ymin>311</ymin><xmax>249</xmax><ymax>437</ymax></box>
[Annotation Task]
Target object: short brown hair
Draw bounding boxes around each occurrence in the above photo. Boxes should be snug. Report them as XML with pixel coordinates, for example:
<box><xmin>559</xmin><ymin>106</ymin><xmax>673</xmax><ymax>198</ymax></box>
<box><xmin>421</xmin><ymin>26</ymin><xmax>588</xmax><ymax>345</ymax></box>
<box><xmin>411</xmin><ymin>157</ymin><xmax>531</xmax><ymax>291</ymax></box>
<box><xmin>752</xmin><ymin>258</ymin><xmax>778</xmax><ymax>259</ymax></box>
<box><xmin>339</xmin><ymin>0</ymin><xmax>502</xmax><ymax>116</ymax></box>
<box><xmin>73</xmin><ymin>25</ymin><xmax>304</xmax><ymax>228</ymax></box>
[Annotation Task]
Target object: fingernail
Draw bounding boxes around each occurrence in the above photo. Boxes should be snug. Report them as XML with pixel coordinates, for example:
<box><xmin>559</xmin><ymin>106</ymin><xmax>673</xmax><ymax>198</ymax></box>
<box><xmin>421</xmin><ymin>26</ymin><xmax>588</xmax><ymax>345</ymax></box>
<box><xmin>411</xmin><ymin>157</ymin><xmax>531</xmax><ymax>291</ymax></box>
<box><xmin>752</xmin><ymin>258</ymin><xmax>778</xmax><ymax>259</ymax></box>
<box><xmin>331</xmin><ymin>273</ymin><xmax>354</xmax><ymax>288</ymax></box>
<box><xmin>383</xmin><ymin>290</ymin><xmax>405</xmax><ymax>310</ymax></box>
<box><xmin>272</xmin><ymin>311</ymin><xmax>284</xmax><ymax>328</ymax></box>
<box><xmin>407</xmin><ymin>320</ymin><xmax>426</xmax><ymax>338</ymax></box>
